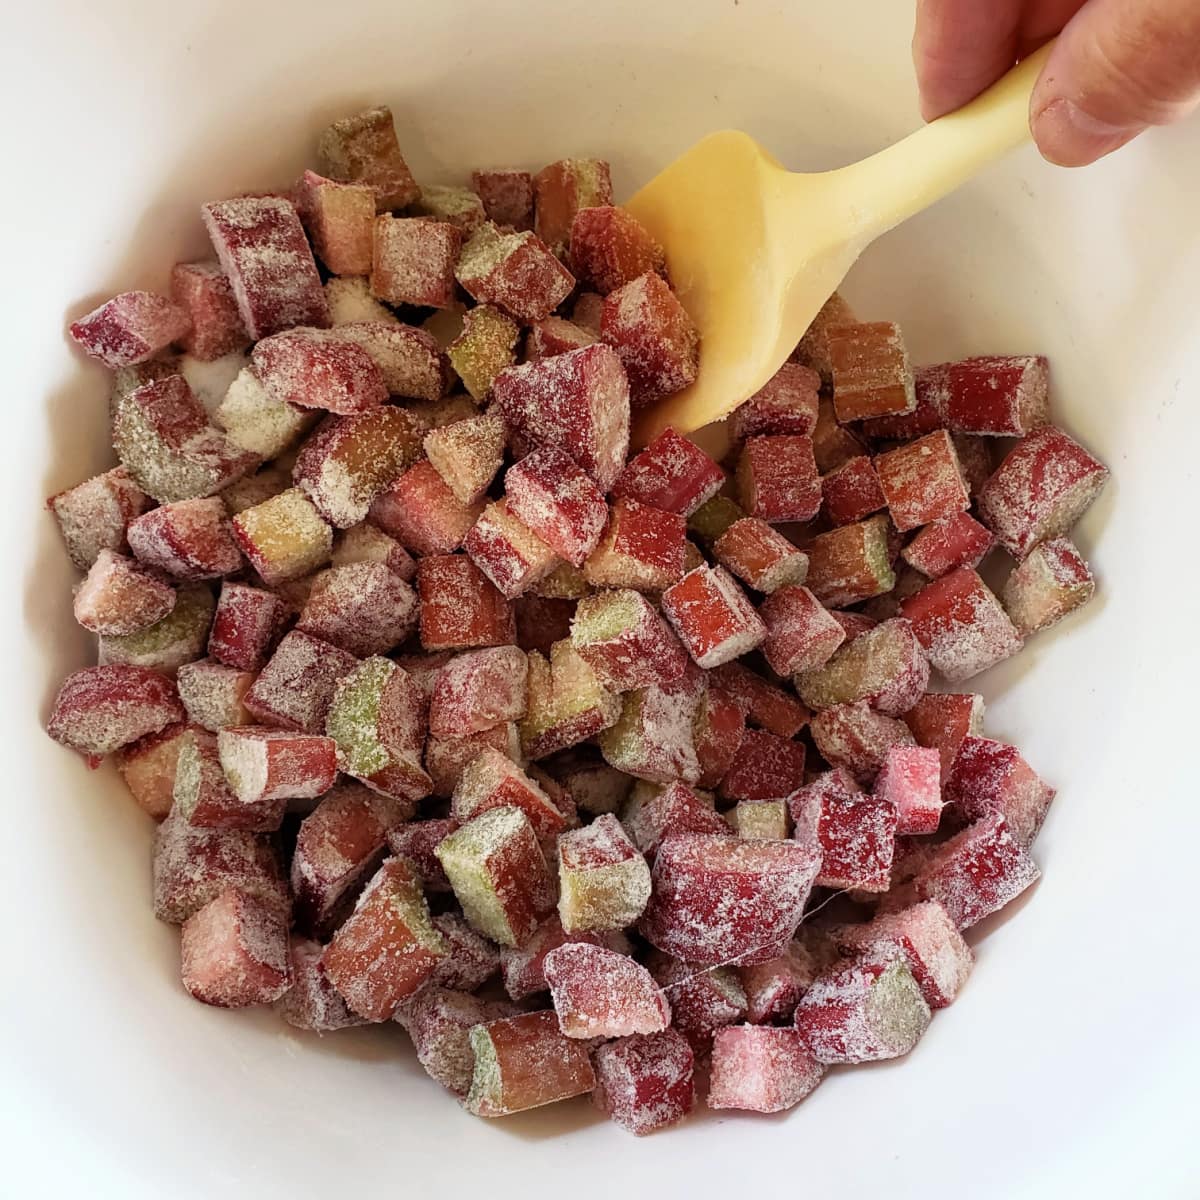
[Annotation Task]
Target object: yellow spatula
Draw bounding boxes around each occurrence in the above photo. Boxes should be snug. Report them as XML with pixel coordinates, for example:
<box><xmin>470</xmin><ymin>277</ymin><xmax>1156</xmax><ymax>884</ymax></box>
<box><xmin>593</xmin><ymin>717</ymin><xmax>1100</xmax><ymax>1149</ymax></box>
<box><xmin>627</xmin><ymin>42</ymin><xmax>1054</xmax><ymax>447</ymax></box>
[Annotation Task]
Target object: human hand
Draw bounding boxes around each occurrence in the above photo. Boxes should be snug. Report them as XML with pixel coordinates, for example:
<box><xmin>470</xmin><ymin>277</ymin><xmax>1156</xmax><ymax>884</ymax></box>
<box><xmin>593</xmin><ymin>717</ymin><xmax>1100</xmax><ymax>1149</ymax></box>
<box><xmin>913</xmin><ymin>0</ymin><xmax>1200</xmax><ymax>165</ymax></box>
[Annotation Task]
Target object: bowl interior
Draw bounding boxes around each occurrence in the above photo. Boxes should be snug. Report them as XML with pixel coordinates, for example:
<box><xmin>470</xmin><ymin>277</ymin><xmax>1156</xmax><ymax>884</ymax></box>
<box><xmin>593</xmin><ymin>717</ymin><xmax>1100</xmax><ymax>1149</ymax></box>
<box><xmin>5</xmin><ymin>2</ymin><xmax>1200</xmax><ymax>1196</ymax></box>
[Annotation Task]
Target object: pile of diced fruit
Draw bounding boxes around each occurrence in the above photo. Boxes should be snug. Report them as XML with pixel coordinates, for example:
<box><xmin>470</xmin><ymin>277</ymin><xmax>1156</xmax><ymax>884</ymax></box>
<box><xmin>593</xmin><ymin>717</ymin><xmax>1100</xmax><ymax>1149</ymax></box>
<box><xmin>46</xmin><ymin>104</ymin><xmax>1108</xmax><ymax>1132</ymax></box>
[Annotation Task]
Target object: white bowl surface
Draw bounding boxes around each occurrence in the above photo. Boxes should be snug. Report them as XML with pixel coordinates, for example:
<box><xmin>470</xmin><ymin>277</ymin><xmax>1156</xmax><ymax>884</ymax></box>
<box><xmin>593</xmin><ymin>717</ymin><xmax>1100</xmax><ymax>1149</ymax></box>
<box><xmin>3</xmin><ymin>2</ymin><xmax>1199</xmax><ymax>1196</ymax></box>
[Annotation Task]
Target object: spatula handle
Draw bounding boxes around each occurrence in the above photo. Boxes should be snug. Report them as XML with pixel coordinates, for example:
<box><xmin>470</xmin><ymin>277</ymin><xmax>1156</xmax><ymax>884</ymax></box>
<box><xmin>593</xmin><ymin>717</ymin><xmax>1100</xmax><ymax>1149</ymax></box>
<box><xmin>838</xmin><ymin>40</ymin><xmax>1056</xmax><ymax>239</ymax></box>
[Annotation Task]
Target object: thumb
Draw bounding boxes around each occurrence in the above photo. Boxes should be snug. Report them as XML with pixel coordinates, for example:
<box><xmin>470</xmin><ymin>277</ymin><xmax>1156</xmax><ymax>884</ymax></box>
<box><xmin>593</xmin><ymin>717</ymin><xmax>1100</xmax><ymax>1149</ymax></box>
<box><xmin>1030</xmin><ymin>0</ymin><xmax>1200</xmax><ymax>166</ymax></box>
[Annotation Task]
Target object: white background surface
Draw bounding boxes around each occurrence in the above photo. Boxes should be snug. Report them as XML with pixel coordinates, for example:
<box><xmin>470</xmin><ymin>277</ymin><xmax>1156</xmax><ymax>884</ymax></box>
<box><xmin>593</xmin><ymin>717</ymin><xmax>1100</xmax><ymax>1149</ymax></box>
<box><xmin>2</xmin><ymin>1</ymin><xmax>1198</xmax><ymax>1196</ymax></box>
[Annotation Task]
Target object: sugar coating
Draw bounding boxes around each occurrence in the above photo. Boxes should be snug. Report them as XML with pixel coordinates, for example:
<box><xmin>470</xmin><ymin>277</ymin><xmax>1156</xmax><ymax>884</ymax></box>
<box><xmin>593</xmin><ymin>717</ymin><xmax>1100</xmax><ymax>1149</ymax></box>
<box><xmin>557</xmin><ymin>814</ymin><xmax>651</xmax><ymax>931</ymax></box>
<box><xmin>321</xmin><ymin>857</ymin><xmax>446</xmax><ymax>1020</ymax></box>
<box><xmin>555</xmin><ymin>759</ymin><xmax>633</xmax><ymax>816</ymax></box>
<box><xmin>465</xmin><ymin>500</ymin><xmax>561</xmax><ymax>598</ymax></box>
<box><xmin>593</xmin><ymin>1030</ymin><xmax>695</xmax><ymax>1136</ymax></box>
<box><xmin>648</xmin><ymin>951</ymin><xmax>748</xmax><ymax>1051</ymax></box>
<box><xmin>544</xmin><ymin>943</ymin><xmax>670</xmax><ymax>1038</ymax></box>
<box><xmin>640</xmin><ymin>834</ymin><xmax>821</xmax><ymax>968</ymax></box>
<box><xmin>599</xmin><ymin>681</ymin><xmax>702</xmax><ymax>785</ymax></box>
<box><xmin>180</xmin><ymin>887</ymin><xmax>292</xmax><ymax>1007</ymax></box>
<box><xmin>794</xmin><ymin>616</ymin><xmax>930</xmax><ymax>715</ymax></box>
<box><xmin>332</xmin><ymin>321</ymin><xmax>448</xmax><ymax>401</ymax></box>
<box><xmin>372</xmin><ymin>215</ymin><xmax>462</xmax><ymax>308</ymax></box>
<box><xmin>416</xmin><ymin>554</ymin><xmax>515</xmax><ymax>651</ymax></box>
<box><xmin>277</xmin><ymin>938</ymin><xmax>365</xmax><ymax>1032</ymax></box>
<box><xmin>809</xmin><ymin>701</ymin><xmax>915</xmax><ymax>787</ymax></box>
<box><xmin>251</xmin><ymin>327</ymin><xmax>387</xmax><ymax>415</ymax></box>
<box><xmin>244</xmin><ymin>629</ymin><xmax>358</xmax><ymax>732</ymax></box>
<box><xmin>49</xmin><ymin>467</ymin><xmax>151</xmax><ymax>570</ymax></box>
<box><xmin>47</xmin><ymin>664</ymin><xmax>184</xmax><ymax>759</ymax></box>
<box><xmin>396</xmin><ymin>987</ymin><xmax>514</xmax><ymax>1096</ymax></box>
<box><xmin>708</xmin><ymin>1026</ymin><xmax>825</xmax><ymax>1113</ymax></box>
<box><xmin>127</xmin><ymin>497</ymin><xmax>242</xmax><ymax>581</ymax></box>
<box><xmin>901</xmin><ymin>510</ymin><xmax>995</xmax><ymax>579</ymax></box>
<box><xmin>730</xmin><ymin>362</ymin><xmax>821</xmax><ymax>440</ymax></box>
<box><xmin>386</xmin><ymin>818</ymin><xmax>458</xmax><ymax>889</ymax></box>
<box><xmin>662</xmin><ymin>566</ymin><xmax>766</xmax><ymax>669</ymax></box>
<box><xmin>69</xmin><ymin>290</ymin><xmax>192</xmax><ymax>368</ymax></box>
<box><xmin>1003</xmin><ymin>536</ymin><xmax>1095</xmax><ymax>637</ymax></box>
<box><xmin>719</xmin><ymin>730</ymin><xmax>806</xmax><ymax>804</ymax></box>
<box><xmin>202</xmin><ymin>197</ymin><xmax>329</xmax><ymax>339</ymax></box>
<box><xmin>317</xmin><ymin>105</ymin><xmax>420</xmax><ymax>211</ymax></box>
<box><xmin>601</xmin><ymin>272</ymin><xmax>699</xmax><ymax>407</ymax></box>
<box><xmin>736</xmin><ymin>434</ymin><xmax>823</xmax><ymax>524</ymax></box>
<box><xmin>73</xmin><ymin>549</ymin><xmax>176</xmax><ymax>636</ymax></box>
<box><xmin>216</xmin><ymin>366</ymin><xmax>316</xmax><ymax>459</ymax></box>
<box><xmin>297</xmin><ymin>562</ymin><xmax>418</xmax><ymax>657</ymax></box>
<box><xmin>455</xmin><ymin>222</ymin><xmax>576</xmax><ymax>322</ymax></box>
<box><xmin>795</xmin><ymin>958</ymin><xmax>931</xmax><ymax>1063</ymax></box>
<box><xmin>176</xmin><ymin>659</ymin><xmax>254</xmax><ymax>731</ymax></box>
<box><xmin>464</xmin><ymin>1010</ymin><xmax>597</xmax><ymax>1117</ymax></box>
<box><xmin>505</xmin><ymin>447</ymin><xmax>609</xmax><ymax>568</ymax></box>
<box><xmin>792</xmin><ymin>766</ymin><xmax>898</xmax><ymax>891</ymax></box>
<box><xmin>98</xmin><ymin>584</ymin><xmax>216</xmax><ymax>674</ymax></box>
<box><xmin>425</xmin><ymin>411</ymin><xmax>507</xmax><ymax>506</ymax></box>
<box><xmin>232</xmin><ymin>488</ymin><xmax>332</xmax><ymax>585</ymax></box>
<box><xmin>874</xmin><ymin>745</ymin><xmax>943</xmax><ymax>835</ymax></box>
<box><xmin>900</xmin><ymin>567</ymin><xmax>1023</xmax><ymax>682</ymax></box>
<box><xmin>180</xmin><ymin>350</ymin><xmax>250</xmax><ymax>417</ymax></box>
<box><xmin>430</xmin><ymin>646</ymin><xmax>529</xmax><ymax>738</ymax></box>
<box><xmin>739</xmin><ymin>932</ymin><xmax>836</xmax><ymax>1024</ymax></box>
<box><xmin>325</xmin><ymin>275</ymin><xmax>399</xmax><ymax>326</ymax></box>
<box><xmin>219</xmin><ymin>462</ymin><xmax>293</xmax><ymax>515</ymax></box>
<box><xmin>875</xmin><ymin>431</ymin><xmax>971</xmax><ymax>533</ymax></box>
<box><xmin>714</xmin><ymin>518</ymin><xmax>809</xmax><ymax>594</ymax></box>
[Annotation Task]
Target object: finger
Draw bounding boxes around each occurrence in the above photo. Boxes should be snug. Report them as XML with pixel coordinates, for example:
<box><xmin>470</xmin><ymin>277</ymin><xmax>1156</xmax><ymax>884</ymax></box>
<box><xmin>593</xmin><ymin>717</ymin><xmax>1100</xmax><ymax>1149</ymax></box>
<box><xmin>1030</xmin><ymin>0</ymin><xmax>1200</xmax><ymax>165</ymax></box>
<box><xmin>913</xmin><ymin>0</ymin><xmax>1024</xmax><ymax>120</ymax></box>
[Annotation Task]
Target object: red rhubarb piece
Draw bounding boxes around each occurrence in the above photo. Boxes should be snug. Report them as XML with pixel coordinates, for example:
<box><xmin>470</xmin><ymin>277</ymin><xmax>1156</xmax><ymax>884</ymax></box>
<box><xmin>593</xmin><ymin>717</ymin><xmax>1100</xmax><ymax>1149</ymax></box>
<box><xmin>593</xmin><ymin>1031</ymin><xmax>695</xmax><ymax>1135</ymax></box>
<box><xmin>601</xmin><ymin>272</ymin><xmax>699</xmax><ymax>406</ymax></box>
<box><xmin>736</xmin><ymin>435</ymin><xmax>822</xmax><ymax>523</ymax></box>
<box><xmin>69</xmin><ymin>290</ymin><xmax>191</xmax><ymax>368</ymax></box>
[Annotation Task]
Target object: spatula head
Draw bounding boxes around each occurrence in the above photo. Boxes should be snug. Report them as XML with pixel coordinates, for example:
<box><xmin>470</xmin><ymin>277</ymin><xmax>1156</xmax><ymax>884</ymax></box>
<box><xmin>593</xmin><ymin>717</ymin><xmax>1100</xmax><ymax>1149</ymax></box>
<box><xmin>625</xmin><ymin>131</ymin><xmax>861</xmax><ymax>446</ymax></box>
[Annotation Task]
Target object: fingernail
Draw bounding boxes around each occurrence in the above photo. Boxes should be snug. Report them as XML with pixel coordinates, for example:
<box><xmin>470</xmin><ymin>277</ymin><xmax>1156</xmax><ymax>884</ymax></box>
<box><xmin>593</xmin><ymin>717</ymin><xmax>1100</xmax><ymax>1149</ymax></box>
<box><xmin>1031</xmin><ymin>98</ymin><xmax>1142</xmax><ymax>166</ymax></box>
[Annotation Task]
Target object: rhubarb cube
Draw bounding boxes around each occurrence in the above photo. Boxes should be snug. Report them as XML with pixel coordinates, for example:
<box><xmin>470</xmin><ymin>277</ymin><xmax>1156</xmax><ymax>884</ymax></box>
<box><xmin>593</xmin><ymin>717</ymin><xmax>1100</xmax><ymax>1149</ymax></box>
<box><xmin>370</xmin><ymin>215</ymin><xmax>461</xmax><ymax>308</ymax></box>
<box><xmin>232</xmin><ymin>488</ymin><xmax>332</xmax><ymax>585</ymax></box>
<box><xmin>713</xmin><ymin>518</ymin><xmax>808</xmax><ymax>594</ymax></box>
<box><xmin>113</xmin><ymin>375</ymin><xmax>259</xmax><ymax>504</ymax></box>
<box><xmin>794</xmin><ymin>616</ymin><xmax>929</xmax><ymax>715</ymax></box>
<box><xmin>828</xmin><ymin>321</ymin><xmax>916</xmax><ymax>421</ymax></box>
<box><xmin>471</xmin><ymin>168</ymin><xmax>534</xmax><ymax>230</ymax></box>
<box><xmin>172</xmin><ymin>728</ymin><xmax>284</xmax><ymax>831</ymax></box>
<box><xmin>623</xmin><ymin>780</ymin><xmax>729</xmax><ymax>857</ymax></box>
<box><xmin>297</xmin><ymin>562</ymin><xmax>417</xmax><ymax>656</ymax></box>
<box><xmin>647</xmin><ymin>952</ymin><xmax>748</xmax><ymax>1051</ymax></box>
<box><xmin>369</xmin><ymin>460</ymin><xmax>482</xmax><ymax>554</ymax></box>
<box><xmin>171</xmin><ymin>262</ymin><xmax>249</xmax><ymax>361</ymax></box>
<box><xmin>661</xmin><ymin>566</ymin><xmax>766</xmax><ymax>669</ymax></box>
<box><xmin>456</xmin><ymin>222</ymin><xmax>575</xmax><ymax>322</ymax></box>
<box><xmin>465</xmin><ymin>500</ymin><xmax>560</xmax><ymax>598</ymax></box>
<box><xmin>874</xmin><ymin>745</ymin><xmax>943</xmax><ymax>835</ymax></box>
<box><xmin>944</xmin><ymin>736</ymin><xmax>1055</xmax><ymax>847</ymax></box>
<box><xmin>396</xmin><ymin>988</ymin><xmax>513</xmax><ymax>1096</ymax></box>
<box><xmin>294</xmin><ymin>408</ymin><xmax>423</xmax><ymax>528</ymax></box>
<box><xmin>811</xmin><ymin>398</ymin><xmax>867</xmax><ymax>476</ymax></box>
<box><xmin>521</xmin><ymin>640</ymin><xmax>620</xmax><ymax>759</ymax></box>
<box><xmin>430</xmin><ymin>646</ymin><xmax>529</xmax><ymax>738</ymax></box>
<box><xmin>553</xmin><ymin>757</ymin><xmax>633</xmax><ymax>816</ymax></box>
<box><xmin>321</xmin><ymin>857</ymin><xmax>445</xmax><ymax>1020</ymax></box>
<box><xmin>792</xmin><ymin>291</ymin><xmax>857</xmax><ymax>384</ymax></box>
<box><xmin>333</xmin><ymin>321</ymin><xmax>450</xmax><ymax>400</ymax></box>
<box><xmin>436</xmin><ymin>806</ymin><xmax>556</xmax><ymax>947</ymax></box>
<box><xmin>251</xmin><ymin>328</ymin><xmax>386</xmax><ymax>415</ymax></box>
<box><xmin>180</xmin><ymin>888</ymin><xmax>291</xmax><ymax>1007</ymax></box>
<box><xmin>244</xmin><ymin>630</ymin><xmax>358</xmax><ymax>733</ymax></box>
<box><xmin>903</xmin><ymin>691</ymin><xmax>985</xmax><ymax>782</ymax></box>
<box><xmin>48</xmin><ymin>467</ymin><xmax>150</xmax><ymax>570</ymax></box>
<box><xmin>116</xmin><ymin>722</ymin><xmax>195</xmax><ymax>819</ymax></box>
<box><xmin>176</xmin><ymin>659</ymin><xmax>254</xmax><ymax>731</ymax></box>
<box><xmin>316</xmin><ymin>105</ymin><xmax>419</xmax><ymax>211</ymax></box>
<box><xmin>599</xmin><ymin>682</ymin><xmax>702</xmax><ymax>785</ymax></box>
<box><xmin>386</xmin><ymin>819</ymin><xmax>457</xmax><ymax>892</ymax></box>
<box><xmin>505</xmin><ymin>448</ymin><xmax>608</xmax><ymax>568</ymax></box>
<box><xmin>410</xmin><ymin>184</ymin><xmax>486</xmax><ymax>229</ymax></box>
<box><xmin>465</xmin><ymin>1010</ymin><xmax>597</xmax><ymax>1116</ymax></box>
<box><xmin>294</xmin><ymin>169</ymin><xmax>375</xmax><ymax>276</ymax></box>
<box><xmin>427</xmin><ymin>911</ymin><xmax>502</xmax><ymax>992</ymax></box>
<box><xmin>207</xmin><ymin>583</ymin><xmax>285</xmax><ymax>671</ymax></box>
<box><xmin>790</xmin><ymin>767</ymin><xmax>897</xmax><ymax>890</ymax></box>
<box><xmin>736</xmin><ymin>435</ymin><xmax>822</xmax><ymax>523</ymax></box>
<box><xmin>569</xmin><ymin>205</ymin><xmax>665</xmax><ymax>295</ymax></box>
<box><xmin>447</xmin><ymin>305</ymin><xmax>520</xmax><ymax>399</ymax></box>
<box><xmin>534</xmin><ymin>158</ymin><xmax>613</xmax><ymax>254</ymax></box>
<box><xmin>693</xmin><ymin>686</ymin><xmax>747</xmax><ymax>789</ymax></box>
<box><xmin>331</xmin><ymin>522</ymin><xmax>416</xmax><ymax>581</ymax></box>
<box><xmin>720</xmin><ymin>730</ymin><xmax>807</xmax><ymax>803</ymax></box>
<box><xmin>601</xmin><ymin>272</ymin><xmax>698</xmax><ymax>406</ymax></box>
<box><xmin>217</xmin><ymin>726</ymin><xmax>338</xmax><ymax>806</ymax></box>
<box><xmin>525</xmin><ymin>316</ymin><xmax>596</xmax><ymax>360</ymax></box>
<box><xmin>611</xmin><ymin>429</ymin><xmax>724</xmax><ymax>517</ymax></box>
<box><xmin>919</xmin><ymin>355</ymin><xmax>1050</xmax><ymax>437</ymax></box>
<box><xmin>277</xmin><ymin>938</ymin><xmax>366</xmax><ymax>1032</ymax></box>
<box><xmin>794</xmin><ymin>957</ymin><xmax>930</xmax><ymax>1063</ymax></box>
<box><xmin>325</xmin><ymin>275</ymin><xmax>399</xmax><ymax>325</ymax></box>
<box><xmin>584</xmin><ymin>499</ymin><xmax>686</xmax><ymax>592</ymax></box>
<box><xmin>732</xmin><ymin>799</ymin><xmax>790</xmax><ymax>840</ymax></box>
<box><xmin>822</xmin><ymin>455</ymin><xmax>886</xmax><ymax>526</ymax></box>
<box><xmin>805</xmin><ymin>515</ymin><xmax>896</xmax><ymax>608</ymax></box>
<box><xmin>499</xmin><ymin>917</ymin><xmax>630</xmax><ymax>1000</ymax></box>
<box><xmin>216</xmin><ymin>367</ymin><xmax>316</xmax><ymax>460</ymax></box>
<box><xmin>900</xmin><ymin>566</ymin><xmax>1022</xmax><ymax>681</ymax></box>
<box><xmin>913</xmin><ymin>813</ymin><xmax>1041</xmax><ymax>929</ymax></box>
<box><xmin>858</xmin><ymin>367</ymin><xmax>947</xmax><ymax>441</ymax></box>
<box><xmin>712</xmin><ymin>662</ymin><xmax>810</xmax><ymax>738</ymax></box>
<box><xmin>759</xmin><ymin>584</ymin><xmax>844</xmax><ymax>676</ymax></box>
<box><xmin>902</xmin><ymin>511</ymin><xmax>994</xmax><ymax>578</ymax></box>
<box><xmin>97</xmin><ymin>584</ymin><xmax>215</xmax><ymax>674</ymax></box>
<box><xmin>202</xmin><ymin>197</ymin><xmax>328</xmax><ymax>339</ymax></box>
<box><xmin>809</xmin><ymin>702</ymin><xmax>915</xmax><ymax>787</ymax></box>
<box><xmin>708</xmin><ymin>1026</ymin><xmax>825</xmax><ymax>1113</ymax></box>
<box><xmin>739</xmin><ymin>931</ymin><xmax>836</xmax><ymax>1024</ymax></box>
<box><xmin>832</xmin><ymin>901</ymin><xmax>972</xmax><ymax>1008</ymax></box>
<box><xmin>127</xmin><ymin>497</ymin><xmax>240</xmax><ymax>580</ymax></box>
<box><xmin>493</xmin><ymin>344</ymin><xmax>630</xmax><ymax>491</ymax></box>
<box><xmin>977</xmin><ymin>424</ymin><xmax>1109</xmax><ymax>559</ymax></box>
<box><xmin>69</xmin><ymin>290</ymin><xmax>191</xmax><ymax>368</ymax></box>
<box><xmin>326</xmin><ymin>658</ymin><xmax>430</xmax><ymax>803</ymax></box>
<box><xmin>73</xmin><ymin>550</ymin><xmax>175</xmax><ymax>636</ymax></box>
<box><xmin>425</xmin><ymin>411</ymin><xmax>508</xmax><ymax>508</ymax></box>
<box><xmin>557</xmin><ymin>814</ymin><xmax>651</xmax><ymax>931</ymax></box>
<box><xmin>730</xmin><ymin>362</ymin><xmax>820</xmax><ymax>441</ymax></box>
<box><xmin>451</xmin><ymin>748</ymin><xmax>565</xmax><ymax>839</ymax></box>
<box><xmin>545</xmin><ymin>943</ymin><xmax>669</xmax><ymax>1038</ymax></box>
<box><xmin>593</xmin><ymin>1031</ymin><xmax>695</xmax><ymax>1136</ymax></box>
<box><xmin>641</xmin><ymin>834</ymin><xmax>821</xmax><ymax>967</ymax></box>
<box><xmin>875</xmin><ymin>430</ymin><xmax>970</xmax><ymax>532</ymax></box>
<box><xmin>1003</xmin><ymin>536</ymin><xmax>1095</xmax><ymax>637</ymax></box>
<box><xmin>426</xmin><ymin>723</ymin><xmax>520</xmax><ymax>797</ymax></box>
<box><xmin>533</xmin><ymin>561</ymin><xmax>591</xmax><ymax>599</ymax></box>
<box><xmin>416</xmin><ymin>554</ymin><xmax>515</xmax><ymax>650</ymax></box>
<box><xmin>47</xmin><ymin>665</ymin><xmax>184</xmax><ymax>762</ymax></box>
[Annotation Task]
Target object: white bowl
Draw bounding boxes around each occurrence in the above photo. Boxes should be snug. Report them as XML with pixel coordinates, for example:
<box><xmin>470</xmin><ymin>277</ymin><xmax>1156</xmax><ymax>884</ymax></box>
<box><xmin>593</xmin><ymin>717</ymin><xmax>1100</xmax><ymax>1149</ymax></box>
<box><xmin>4</xmin><ymin>1</ymin><xmax>1199</xmax><ymax>1195</ymax></box>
